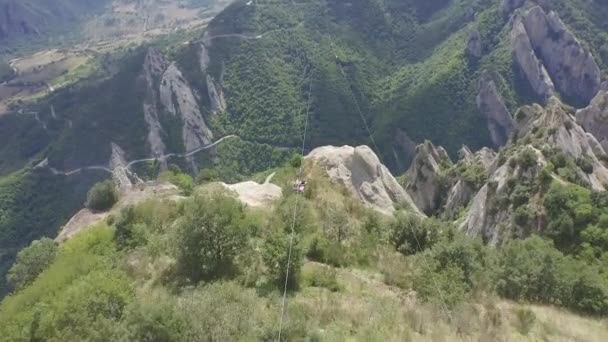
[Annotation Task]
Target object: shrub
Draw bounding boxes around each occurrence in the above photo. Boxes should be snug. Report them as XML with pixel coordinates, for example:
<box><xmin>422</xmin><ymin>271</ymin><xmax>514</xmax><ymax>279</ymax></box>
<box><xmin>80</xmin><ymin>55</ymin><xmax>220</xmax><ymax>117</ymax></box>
<box><xmin>262</xmin><ymin>229</ymin><xmax>303</xmax><ymax>291</ymax></box>
<box><xmin>289</xmin><ymin>153</ymin><xmax>303</xmax><ymax>169</ymax></box>
<box><xmin>303</xmin><ymin>266</ymin><xmax>342</xmax><ymax>292</ymax></box>
<box><xmin>159</xmin><ymin>171</ymin><xmax>194</xmax><ymax>195</ymax></box>
<box><xmin>7</xmin><ymin>238</ymin><xmax>57</xmax><ymax>291</ymax></box>
<box><xmin>514</xmin><ymin>308</ymin><xmax>536</xmax><ymax>336</ymax></box>
<box><xmin>576</xmin><ymin>156</ymin><xmax>594</xmax><ymax>174</ymax></box>
<box><xmin>85</xmin><ymin>180</ymin><xmax>118</xmax><ymax>211</ymax></box>
<box><xmin>172</xmin><ymin>191</ymin><xmax>248</xmax><ymax>282</ymax></box>
<box><xmin>390</xmin><ymin>213</ymin><xmax>442</xmax><ymax>256</ymax></box>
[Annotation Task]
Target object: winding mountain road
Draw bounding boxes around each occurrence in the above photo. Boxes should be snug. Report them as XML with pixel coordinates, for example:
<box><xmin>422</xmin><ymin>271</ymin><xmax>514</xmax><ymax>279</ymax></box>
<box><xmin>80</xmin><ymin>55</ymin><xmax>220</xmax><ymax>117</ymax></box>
<box><xmin>41</xmin><ymin>135</ymin><xmax>300</xmax><ymax>177</ymax></box>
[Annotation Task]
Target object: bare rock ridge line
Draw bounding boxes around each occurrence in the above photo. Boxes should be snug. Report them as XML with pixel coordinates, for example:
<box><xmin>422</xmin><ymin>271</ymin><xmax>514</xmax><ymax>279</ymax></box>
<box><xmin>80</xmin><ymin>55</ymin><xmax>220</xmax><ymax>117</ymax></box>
<box><xmin>510</xmin><ymin>5</ymin><xmax>601</xmax><ymax>107</ymax></box>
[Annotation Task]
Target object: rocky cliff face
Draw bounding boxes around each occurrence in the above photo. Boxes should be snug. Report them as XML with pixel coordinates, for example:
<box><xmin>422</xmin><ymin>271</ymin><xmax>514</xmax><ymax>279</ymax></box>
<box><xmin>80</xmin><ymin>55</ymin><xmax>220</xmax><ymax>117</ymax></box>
<box><xmin>306</xmin><ymin>145</ymin><xmax>421</xmax><ymax>215</ymax></box>
<box><xmin>405</xmin><ymin>141</ymin><xmax>451</xmax><ymax>215</ymax></box>
<box><xmin>159</xmin><ymin>62</ymin><xmax>213</xmax><ymax>164</ymax></box>
<box><xmin>511</xmin><ymin>14</ymin><xmax>555</xmax><ymax>103</ymax></box>
<box><xmin>141</xmin><ymin>48</ymin><xmax>169</xmax><ymax>165</ymax></box>
<box><xmin>576</xmin><ymin>90</ymin><xmax>608</xmax><ymax>152</ymax></box>
<box><xmin>477</xmin><ymin>73</ymin><xmax>515</xmax><ymax>147</ymax></box>
<box><xmin>513</xmin><ymin>6</ymin><xmax>601</xmax><ymax>107</ymax></box>
<box><xmin>141</xmin><ymin>48</ymin><xmax>214</xmax><ymax>170</ymax></box>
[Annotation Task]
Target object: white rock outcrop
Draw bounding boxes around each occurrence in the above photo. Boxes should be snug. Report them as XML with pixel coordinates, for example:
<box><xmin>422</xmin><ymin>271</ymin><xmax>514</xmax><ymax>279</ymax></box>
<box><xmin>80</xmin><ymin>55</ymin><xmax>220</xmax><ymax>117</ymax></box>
<box><xmin>405</xmin><ymin>141</ymin><xmax>452</xmax><ymax>215</ymax></box>
<box><xmin>306</xmin><ymin>145</ymin><xmax>422</xmax><ymax>215</ymax></box>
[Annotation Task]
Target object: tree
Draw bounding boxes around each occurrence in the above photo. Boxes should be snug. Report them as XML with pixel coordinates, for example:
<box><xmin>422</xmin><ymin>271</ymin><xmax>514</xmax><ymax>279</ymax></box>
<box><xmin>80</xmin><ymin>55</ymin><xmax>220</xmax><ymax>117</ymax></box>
<box><xmin>85</xmin><ymin>180</ymin><xmax>118</xmax><ymax>211</ymax></box>
<box><xmin>390</xmin><ymin>213</ymin><xmax>442</xmax><ymax>256</ymax></box>
<box><xmin>7</xmin><ymin>238</ymin><xmax>57</xmax><ymax>291</ymax></box>
<box><xmin>172</xmin><ymin>191</ymin><xmax>248</xmax><ymax>282</ymax></box>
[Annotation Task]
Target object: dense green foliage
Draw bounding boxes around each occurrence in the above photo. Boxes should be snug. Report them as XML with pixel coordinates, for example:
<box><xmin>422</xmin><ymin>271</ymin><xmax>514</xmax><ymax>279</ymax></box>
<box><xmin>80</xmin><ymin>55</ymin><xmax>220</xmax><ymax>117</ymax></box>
<box><xmin>6</xmin><ymin>238</ymin><xmax>56</xmax><ymax>292</ymax></box>
<box><xmin>85</xmin><ymin>180</ymin><xmax>118</xmax><ymax>211</ymax></box>
<box><xmin>0</xmin><ymin>168</ymin><xmax>102</xmax><ymax>296</ymax></box>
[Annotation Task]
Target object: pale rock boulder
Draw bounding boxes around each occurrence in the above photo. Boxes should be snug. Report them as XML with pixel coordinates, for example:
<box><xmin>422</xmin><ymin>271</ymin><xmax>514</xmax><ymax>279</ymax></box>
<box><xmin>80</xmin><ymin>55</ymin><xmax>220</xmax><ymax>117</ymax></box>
<box><xmin>306</xmin><ymin>145</ymin><xmax>422</xmax><ymax>215</ymax></box>
<box><xmin>405</xmin><ymin>141</ymin><xmax>452</xmax><ymax>215</ymax></box>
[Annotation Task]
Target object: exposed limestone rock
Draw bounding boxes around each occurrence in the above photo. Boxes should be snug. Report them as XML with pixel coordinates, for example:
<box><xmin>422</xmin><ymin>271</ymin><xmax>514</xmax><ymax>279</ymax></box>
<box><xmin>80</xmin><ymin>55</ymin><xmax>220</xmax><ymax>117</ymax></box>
<box><xmin>476</xmin><ymin>147</ymin><xmax>498</xmax><ymax>171</ymax></box>
<box><xmin>521</xmin><ymin>6</ymin><xmax>601</xmax><ymax>105</ymax></box>
<box><xmin>160</xmin><ymin>62</ymin><xmax>213</xmax><ymax>166</ymax></box>
<box><xmin>576</xmin><ymin>90</ymin><xmax>608</xmax><ymax>152</ymax></box>
<box><xmin>462</xmin><ymin>147</ymin><xmax>546</xmax><ymax>246</ymax></box>
<box><xmin>405</xmin><ymin>141</ymin><xmax>452</xmax><ymax>215</ymax></box>
<box><xmin>511</xmin><ymin>16</ymin><xmax>555</xmax><ymax>102</ymax></box>
<box><xmin>518</xmin><ymin>98</ymin><xmax>608</xmax><ymax>190</ymax></box>
<box><xmin>109</xmin><ymin>143</ymin><xmax>142</xmax><ymax>192</ymax></box>
<box><xmin>306</xmin><ymin>145</ymin><xmax>422</xmax><ymax>215</ymax></box>
<box><xmin>141</xmin><ymin>48</ymin><xmax>169</xmax><ymax>165</ymax></box>
<box><xmin>207</xmin><ymin>75</ymin><xmax>226</xmax><ymax>114</ymax></box>
<box><xmin>221</xmin><ymin>181</ymin><xmax>282</xmax><ymax>208</ymax></box>
<box><xmin>466</xmin><ymin>29</ymin><xmax>482</xmax><ymax>59</ymax></box>
<box><xmin>458</xmin><ymin>146</ymin><xmax>474</xmax><ymax>162</ymax></box>
<box><xmin>477</xmin><ymin>73</ymin><xmax>515</xmax><ymax>146</ymax></box>
<box><xmin>443</xmin><ymin>180</ymin><xmax>475</xmax><ymax>219</ymax></box>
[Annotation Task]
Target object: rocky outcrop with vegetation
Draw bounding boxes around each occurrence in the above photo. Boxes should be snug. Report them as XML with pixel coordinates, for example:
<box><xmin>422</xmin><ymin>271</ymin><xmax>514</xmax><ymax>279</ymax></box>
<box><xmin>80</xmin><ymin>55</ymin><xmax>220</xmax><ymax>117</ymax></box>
<box><xmin>307</xmin><ymin>145</ymin><xmax>420</xmax><ymax>215</ymax></box>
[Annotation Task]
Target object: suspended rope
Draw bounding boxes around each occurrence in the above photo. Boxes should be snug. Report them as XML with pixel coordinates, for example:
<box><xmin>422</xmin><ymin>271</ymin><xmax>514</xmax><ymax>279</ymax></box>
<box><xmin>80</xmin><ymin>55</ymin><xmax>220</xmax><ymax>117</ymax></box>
<box><xmin>277</xmin><ymin>69</ymin><xmax>314</xmax><ymax>341</ymax></box>
<box><xmin>330</xmin><ymin>36</ymin><xmax>454</xmax><ymax>323</ymax></box>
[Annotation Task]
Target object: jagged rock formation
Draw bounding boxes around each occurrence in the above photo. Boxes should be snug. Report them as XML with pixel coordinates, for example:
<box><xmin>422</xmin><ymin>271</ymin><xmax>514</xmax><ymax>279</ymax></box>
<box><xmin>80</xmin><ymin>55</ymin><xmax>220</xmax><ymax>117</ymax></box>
<box><xmin>462</xmin><ymin>97</ymin><xmax>608</xmax><ymax>245</ymax></box>
<box><xmin>576</xmin><ymin>90</ymin><xmax>608</xmax><ymax>152</ymax></box>
<box><xmin>462</xmin><ymin>146</ymin><xmax>547</xmax><ymax>245</ymax></box>
<box><xmin>477</xmin><ymin>73</ymin><xmax>515</xmax><ymax>146</ymax></box>
<box><xmin>513</xmin><ymin>6</ymin><xmax>601</xmax><ymax>106</ymax></box>
<box><xmin>405</xmin><ymin>141</ymin><xmax>452</xmax><ymax>215</ymax></box>
<box><xmin>199</xmin><ymin>41</ymin><xmax>226</xmax><ymax>115</ymax></box>
<box><xmin>511</xmin><ymin>14</ymin><xmax>555</xmax><ymax>102</ymax></box>
<box><xmin>466</xmin><ymin>29</ymin><xmax>482</xmax><ymax>59</ymax></box>
<box><xmin>109</xmin><ymin>143</ymin><xmax>142</xmax><ymax>192</ymax></box>
<box><xmin>306</xmin><ymin>145</ymin><xmax>421</xmax><ymax>215</ymax></box>
<box><xmin>141</xmin><ymin>48</ymin><xmax>169</xmax><ymax>165</ymax></box>
<box><xmin>160</xmin><ymin>62</ymin><xmax>213</xmax><ymax>156</ymax></box>
<box><xmin>516</xmin><ymin>98</ymin><xmax>608</xmax><ymax>190</ymax></box>
<box><xmin>140</xmin><ymin>48</ymin><xmax>214</xmax><ymax>171</ymax></box>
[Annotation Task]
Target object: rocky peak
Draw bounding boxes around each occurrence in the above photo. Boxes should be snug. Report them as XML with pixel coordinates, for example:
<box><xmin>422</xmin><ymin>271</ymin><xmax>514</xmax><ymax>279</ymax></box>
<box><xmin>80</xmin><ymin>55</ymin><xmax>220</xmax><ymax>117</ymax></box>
<box><xmin>511</xmin><ymin>14</ymin><xmax>555</xmax><ymax>103</ymax></box>
<box><xmin>109</xmin><ymin>143</ymin><xmax>142</xmax><ymax>192</ymax></box>
<box><xmin>519</xmin><ymin>6</ymin><xmax>601</xmax><ymax>106</ymax></box>
<box><xmin>142</xmin><ymin>48</ymin><xmax>169</xmax><ymax>166</ymax></box>
<box><xmin>405</xmin><ymin>141</ymin><xmax>452</xmax><ymax>215</ymax></box>
<box><xmin>306</xmin><ymin>145</ymin><xmax>422</xmax><ymax>216</ymax></box>
<box><xmin>458</xmin><ymin>146</ymin><xmax>474</xmax><ymax>162</ymax></box>
<box><xmin>477</xmin><ymin>72</ymin><xmax>515</xmax><ymax>147</ymax></box>
<box><xmin>576</xmin><ymin>90</ymin><xmax>608</xmax><ymax>152</ymax></box>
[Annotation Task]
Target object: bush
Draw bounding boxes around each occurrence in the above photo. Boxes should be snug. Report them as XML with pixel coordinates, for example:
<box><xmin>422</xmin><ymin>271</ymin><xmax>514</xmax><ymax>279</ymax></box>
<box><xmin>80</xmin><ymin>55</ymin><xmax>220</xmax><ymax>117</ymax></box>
<box><xmin>85</xmin><ymin>180</ymin><xmax>118</xmax><ymax>211</ymax></box>
<box><xmin>514</xmin><ymin>308</ymin><xmax>536</xmax><ymax>336</ymax></box>
<box><xmin>263</xmin><ymin>228</ymin><xmax>303</xmax><ymax>291</ymax></box>
<box><xmin>172</xmin><ymin>191</ymin><xmax>248</xmax><ymax>283</ymax></box>
<box><xmin>390</xmin><ymin>214</ymin><xmax>442</xmax><ymax>256</ymax></box>
<box><xmin>7</xmin><ymin>238</ymin><xmax>57</xmax><ymax>291</ymax></box>
<box><xmin>289</xmin><ymin>153</ymin><xmax>303</xmax><ymax>169</ymax></box>
<box><xmin>159</xmin><ymin>171</ymin><xmax>194</xmax><ymax>195</ymax></box>
<box><xmin>303</xmin><ymin>266</ymin><xmax>342</xmax><ymax>292</ymax></box>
